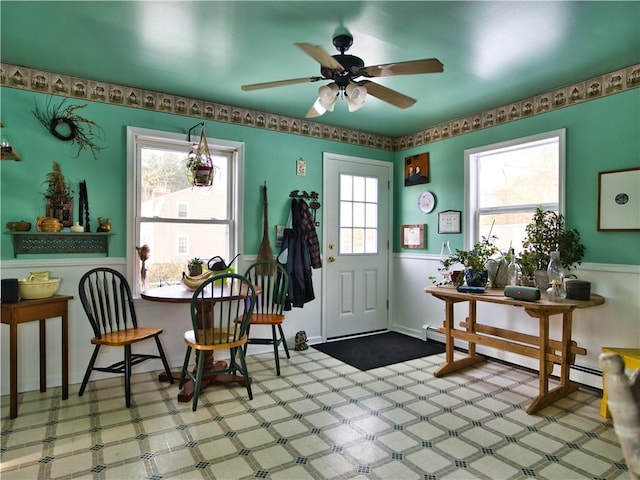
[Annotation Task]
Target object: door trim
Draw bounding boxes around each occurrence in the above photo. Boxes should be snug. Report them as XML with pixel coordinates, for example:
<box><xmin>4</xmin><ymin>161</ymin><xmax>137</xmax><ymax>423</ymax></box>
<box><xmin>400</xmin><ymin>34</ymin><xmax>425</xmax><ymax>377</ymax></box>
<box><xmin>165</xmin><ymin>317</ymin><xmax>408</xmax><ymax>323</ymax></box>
<box><xmin>321</xmin><ymin>152</ymin><xmax>394</xmax><ymax>342</ymax></box>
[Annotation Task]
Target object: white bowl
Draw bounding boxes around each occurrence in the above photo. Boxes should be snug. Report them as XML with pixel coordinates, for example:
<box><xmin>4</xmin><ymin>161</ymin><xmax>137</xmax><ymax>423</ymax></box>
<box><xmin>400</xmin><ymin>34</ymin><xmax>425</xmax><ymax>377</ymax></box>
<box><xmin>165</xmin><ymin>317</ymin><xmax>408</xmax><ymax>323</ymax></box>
<box><xmin>18</xmin><ymin>277</ymin><xmax>61</xmax><ymax>299</ymax></box>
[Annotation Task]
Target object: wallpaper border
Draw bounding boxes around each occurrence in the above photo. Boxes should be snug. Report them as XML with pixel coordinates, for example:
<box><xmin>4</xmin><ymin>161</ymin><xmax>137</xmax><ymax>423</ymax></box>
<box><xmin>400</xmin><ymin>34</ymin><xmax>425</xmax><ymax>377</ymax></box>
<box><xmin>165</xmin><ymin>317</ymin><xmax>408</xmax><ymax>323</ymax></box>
<box><xmin>1</xmin><ymin>63</ymin><xmax>638</xmax><ymax>152</ymax></box>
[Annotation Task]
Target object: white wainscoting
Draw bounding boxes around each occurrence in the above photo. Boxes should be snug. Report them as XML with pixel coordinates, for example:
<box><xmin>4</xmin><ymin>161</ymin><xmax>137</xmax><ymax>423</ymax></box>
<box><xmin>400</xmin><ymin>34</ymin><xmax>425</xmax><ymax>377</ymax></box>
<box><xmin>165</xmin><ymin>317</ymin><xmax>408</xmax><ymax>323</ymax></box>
<box><xmin>0</xmin><ymin>257</ymin><xmax>324</xmax><ymax>395</ymax></box>
<box><xmin>2</xmin><ymin>254</ymin><xmax>637</xmax><ymax>395</ymax></box>
<box><xmin>392</xmin><ymin>252</ymin><xmax>640</xmax><ymax>389</ymax></box>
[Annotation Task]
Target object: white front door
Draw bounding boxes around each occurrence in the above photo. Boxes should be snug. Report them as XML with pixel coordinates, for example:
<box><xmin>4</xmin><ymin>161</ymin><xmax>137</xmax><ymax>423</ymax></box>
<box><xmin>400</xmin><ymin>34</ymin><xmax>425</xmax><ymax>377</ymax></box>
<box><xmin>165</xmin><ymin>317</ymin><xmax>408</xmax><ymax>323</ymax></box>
<box><xmin>322</xmin><ymin>153</ymin><xmax>392</xmax><ymax>339</ymax></box>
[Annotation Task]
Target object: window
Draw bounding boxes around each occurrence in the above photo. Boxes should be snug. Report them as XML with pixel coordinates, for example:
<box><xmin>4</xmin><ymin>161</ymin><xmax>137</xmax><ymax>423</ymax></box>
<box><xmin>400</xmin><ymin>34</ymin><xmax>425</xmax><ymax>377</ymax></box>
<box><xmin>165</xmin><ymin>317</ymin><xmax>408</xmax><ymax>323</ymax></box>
<box><xmin>177</xmin><ymin>202</ymin><xmax>188</xmax><ymax>218</ymax></box>
<box><xmin>177</xmin><ymin>235</ymin><xmax>188</xmax><ymax>255</ymax></box>
<box><xmin>127</xmin><ymin>127</ymin><xmax>244</xmax><ymax>294</ymax></box>
<box><xmin>464</xmin><ymin>129</ymin><xmax>565</xmax><ymax>253</ymax></box>
<box><xmin>339</xmin><ymin>174</ymin><xmax>378</xmax><ymax>254</ymax></box>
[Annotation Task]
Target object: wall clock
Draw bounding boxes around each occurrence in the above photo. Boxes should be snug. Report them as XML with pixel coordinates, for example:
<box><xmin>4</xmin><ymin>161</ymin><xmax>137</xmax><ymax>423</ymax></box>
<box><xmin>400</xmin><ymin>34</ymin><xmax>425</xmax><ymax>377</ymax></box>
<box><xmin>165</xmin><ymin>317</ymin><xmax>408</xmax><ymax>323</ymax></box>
<box><xmin>418</xmin><ymin>191</ymin><xmax>436</xmax><ymax>213</ymax></box>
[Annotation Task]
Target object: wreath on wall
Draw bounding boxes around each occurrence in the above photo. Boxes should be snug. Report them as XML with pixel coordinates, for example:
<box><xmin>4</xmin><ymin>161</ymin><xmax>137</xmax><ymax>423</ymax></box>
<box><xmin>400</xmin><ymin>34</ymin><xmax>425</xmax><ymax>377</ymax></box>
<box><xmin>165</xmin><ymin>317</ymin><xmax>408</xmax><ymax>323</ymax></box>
<box><xmin>33</xmin><ymin>97</ymin><xmax>106</xmax><ymax>160</ymax></box>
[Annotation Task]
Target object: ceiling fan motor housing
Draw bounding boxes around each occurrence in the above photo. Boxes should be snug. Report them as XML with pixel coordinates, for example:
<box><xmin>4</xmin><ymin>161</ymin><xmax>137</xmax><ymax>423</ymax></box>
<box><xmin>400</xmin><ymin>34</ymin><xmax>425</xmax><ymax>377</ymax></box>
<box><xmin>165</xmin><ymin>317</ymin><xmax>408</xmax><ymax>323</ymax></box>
<box><xmin>321</xmin><ymin>54</ymin><xmax>365</xmax><ymax>87</ymax></box>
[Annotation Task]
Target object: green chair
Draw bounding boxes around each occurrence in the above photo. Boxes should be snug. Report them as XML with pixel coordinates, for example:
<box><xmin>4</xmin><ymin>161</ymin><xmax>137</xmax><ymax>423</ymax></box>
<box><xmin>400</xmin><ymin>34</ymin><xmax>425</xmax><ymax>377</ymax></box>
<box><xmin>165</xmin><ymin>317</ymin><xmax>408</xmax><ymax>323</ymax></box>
<box><xmin>179</xmin><ymin>272</ymin><xmax>257</xmax><ymax>411</ymax></box>
<box><xmin>241</xmin><ymin>260</ymin><xmax>290</xmax><ymax>376</ymax></box>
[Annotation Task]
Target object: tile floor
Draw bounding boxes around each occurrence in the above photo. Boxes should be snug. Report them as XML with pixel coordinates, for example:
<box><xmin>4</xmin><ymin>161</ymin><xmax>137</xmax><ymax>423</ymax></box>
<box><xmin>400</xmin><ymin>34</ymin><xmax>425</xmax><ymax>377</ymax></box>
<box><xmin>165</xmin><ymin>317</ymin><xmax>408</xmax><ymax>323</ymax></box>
<box><xmin>0</xmin><ymin>347</ymin><xmax>629</xmax><ymax>479</ymax></box>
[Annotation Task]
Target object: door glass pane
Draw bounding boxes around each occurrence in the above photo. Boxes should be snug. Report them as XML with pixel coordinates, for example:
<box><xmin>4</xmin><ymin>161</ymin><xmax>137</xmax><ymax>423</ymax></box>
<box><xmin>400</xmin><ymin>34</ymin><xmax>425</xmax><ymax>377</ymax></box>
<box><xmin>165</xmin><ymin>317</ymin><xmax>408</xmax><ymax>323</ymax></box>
<box><xmin>365</xmin><ymin>177</ymin><xmax>378</xmax><ymax>202</ymax></box>
<box><xmin>339</xmin><ymin>174</ymin><xmax>378</xmax><ymax>254</ymax></box>
<box><xmin>353</xmin><ymin>176</ymin><xmax>365</xmax><ymax>202</ymax></box>
<box><xmin>340</xmin><ymin>174</ymin><xmax>352</xmax><ymax>201</ymax></box>
<box><xmin>365</xmin><ymin>228</ymin><xmax>377</xmax><ymax>253</ymax></box>
<box><xmin>340</xmin><ymin>201</ymin><xmax>352</xmax><ymax>227</ymax></box>
<box><xmin>340</xmin><ymin>227</ymin><xmax>353</xmax><ymax>254</ymax></box>
<box><xmin>352</xmin><ymin>228</ymin><xmax>365</xmax><ymax>253</ymax></box>
<box><xmin>353</xmin><ymin>202</ymin><xmax>365</xmax><ymax>228</ymax></box>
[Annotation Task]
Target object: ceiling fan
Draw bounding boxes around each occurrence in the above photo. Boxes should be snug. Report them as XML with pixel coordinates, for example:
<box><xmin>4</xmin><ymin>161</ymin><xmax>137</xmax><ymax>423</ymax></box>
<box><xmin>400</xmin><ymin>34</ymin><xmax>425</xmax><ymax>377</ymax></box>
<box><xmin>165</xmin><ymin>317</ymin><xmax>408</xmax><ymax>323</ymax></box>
<box><xmin>241</xmin><ymin>32</ymin><xmax>444</xmax><ymax>118</ymax></box>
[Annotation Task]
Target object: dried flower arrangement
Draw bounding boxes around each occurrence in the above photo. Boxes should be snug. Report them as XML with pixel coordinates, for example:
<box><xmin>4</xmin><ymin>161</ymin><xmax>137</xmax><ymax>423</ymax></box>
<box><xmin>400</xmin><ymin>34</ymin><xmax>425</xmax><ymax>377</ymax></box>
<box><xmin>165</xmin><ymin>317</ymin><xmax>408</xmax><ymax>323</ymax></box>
<box><xmin>42</xmin><ymin>161</ymin><xmax>74</xmax><ymax>226</ymax></box>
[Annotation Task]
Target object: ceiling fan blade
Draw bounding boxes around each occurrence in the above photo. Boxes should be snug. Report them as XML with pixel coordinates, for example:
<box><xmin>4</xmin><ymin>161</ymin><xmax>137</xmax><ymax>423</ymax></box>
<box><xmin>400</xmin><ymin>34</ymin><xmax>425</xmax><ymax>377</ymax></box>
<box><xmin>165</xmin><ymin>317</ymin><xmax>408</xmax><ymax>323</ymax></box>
<box><xmin>241</xmin><ymin>76</ymin><xmax>323</xmax><ymax>91</ymax></box>
<box><xmin>360</xmin><ymin>81</ymin><xmax>416</xmax><ymax>109</ymax></box>
<box><xmin>361</xmin><ymin>58</ymin><xmax>443</xmax><ymax>78</ymax></box>
<box><xmin>295</xmin><ymin>42</ymin><xmax>344</xmax><ymax>70</ymax></box>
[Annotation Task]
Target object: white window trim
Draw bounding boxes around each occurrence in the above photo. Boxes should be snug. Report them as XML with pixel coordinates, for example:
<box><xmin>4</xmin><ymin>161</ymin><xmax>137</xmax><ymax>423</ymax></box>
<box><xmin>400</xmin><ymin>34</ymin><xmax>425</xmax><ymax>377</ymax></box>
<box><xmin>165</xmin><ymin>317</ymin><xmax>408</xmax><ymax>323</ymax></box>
<box><xmin>126</xmin><ymin>126</ymin><xmax>244</xmax><ymax>290</ymax></box>
<box><xmin>463</xmin><ymin>128</ymin><xmax>566</xmax><ymax>249</ymax></box>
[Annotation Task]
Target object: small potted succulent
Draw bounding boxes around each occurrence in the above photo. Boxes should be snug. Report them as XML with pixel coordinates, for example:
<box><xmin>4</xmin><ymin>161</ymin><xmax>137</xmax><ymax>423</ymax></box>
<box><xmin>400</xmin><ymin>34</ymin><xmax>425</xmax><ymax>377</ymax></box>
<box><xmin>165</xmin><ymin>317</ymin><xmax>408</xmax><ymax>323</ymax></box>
<box><xmin>188</xmin><ymin>257</ymin><xmax>203</xmax><ymax>276</ymax></box>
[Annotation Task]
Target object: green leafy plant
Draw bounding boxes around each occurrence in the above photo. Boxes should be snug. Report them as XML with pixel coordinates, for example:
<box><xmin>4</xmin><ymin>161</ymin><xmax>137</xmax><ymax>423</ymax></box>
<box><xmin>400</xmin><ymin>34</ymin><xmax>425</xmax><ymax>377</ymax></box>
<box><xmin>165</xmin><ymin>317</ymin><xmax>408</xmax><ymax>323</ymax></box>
<box><xmin>189</xmin><ymin>257</ymin><xmax>202</xmax><ymax>266</ymax></box>
<box><xmin>522</xmin><ymin>207</ymin><xmax>585</xmax><ymax>271</ymax></box>
<box><xmin>433</xmin><ymin>235</ymin><xmax>499</xmax><ymax>286</ymax></box>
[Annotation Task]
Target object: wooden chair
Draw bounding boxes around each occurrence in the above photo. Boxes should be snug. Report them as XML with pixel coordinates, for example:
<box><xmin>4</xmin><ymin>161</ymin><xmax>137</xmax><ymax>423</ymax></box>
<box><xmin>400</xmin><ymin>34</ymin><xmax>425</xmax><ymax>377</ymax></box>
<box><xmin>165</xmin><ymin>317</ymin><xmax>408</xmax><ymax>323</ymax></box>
<box><xmin>599</xmin><ymin>352</ymin><xmax>640</xmax><ymax>480</ymax></box>
<box><xmin>179</xmin><ymin>273</ymin><xmax>257</xmax><ymax>411</ymax></box>
<box><xmin>241</xmin><ymin>260</ymin><xmax>290</xmax><ymax>376</ymax></box>
<box><xmin>78</xmin><ymin>268</ymin><xmax>174</xmax><ymax>407</ymax></box>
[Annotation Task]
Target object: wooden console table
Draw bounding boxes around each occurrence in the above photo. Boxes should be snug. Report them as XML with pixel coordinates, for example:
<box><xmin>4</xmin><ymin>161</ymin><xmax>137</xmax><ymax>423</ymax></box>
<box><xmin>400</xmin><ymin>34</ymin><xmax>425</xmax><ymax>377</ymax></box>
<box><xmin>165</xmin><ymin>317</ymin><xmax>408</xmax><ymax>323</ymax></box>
<box><xmin>424</xmin><ymin>286</ymin><xmax>605</xmax><ymax>414</ymax></box>
<box><xmin>1</xmin><ymin>295</ymin><xmax>72</xmax><ymax>418</ymax></box>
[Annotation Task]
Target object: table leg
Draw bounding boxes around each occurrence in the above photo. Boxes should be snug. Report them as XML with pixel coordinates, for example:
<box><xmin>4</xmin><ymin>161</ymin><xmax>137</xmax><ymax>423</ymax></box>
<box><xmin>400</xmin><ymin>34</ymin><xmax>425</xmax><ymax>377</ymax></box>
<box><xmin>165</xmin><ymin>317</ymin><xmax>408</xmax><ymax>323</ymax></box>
<box><xmin>559</xmin><ymin>312</ymin><xmax>573</xmax><ymax>387</ymax></box>
<box><xmin>39</xmin><ymin>319</ymin><xmax>47</xmax><ymax>393</ymax></box>
<box><xmin>526</xmin><ymin>311</ymin><xmax>578</xmax><ymax>414</ymax></box>
<box><xmin>61</xmin><ymin>310</ymin><xmax>69</xmax><ymax>400</ymax></box>
<box><xmin>434</xmin><ymin>299</ymin><xmax>484</xmax><ymax>377</ymax></box>
<box><xmin>157</xmin><ymin>301</ymin><xmax>247</xmax><ymax>403</ymax></box>
<box><xmin>9</xmin><ymin>322</ymin><xmax>18</xmax><ymax>419</ymax></box>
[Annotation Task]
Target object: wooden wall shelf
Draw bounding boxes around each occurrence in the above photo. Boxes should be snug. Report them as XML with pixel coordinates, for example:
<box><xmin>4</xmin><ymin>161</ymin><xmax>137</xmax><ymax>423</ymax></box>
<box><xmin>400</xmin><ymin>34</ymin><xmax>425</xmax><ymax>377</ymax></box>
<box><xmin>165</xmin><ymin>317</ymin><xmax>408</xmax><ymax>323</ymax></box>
<box><xmin>8</xmin><ymin>232</ymin><xmax>115</xmax><ymax>257</ymax></box>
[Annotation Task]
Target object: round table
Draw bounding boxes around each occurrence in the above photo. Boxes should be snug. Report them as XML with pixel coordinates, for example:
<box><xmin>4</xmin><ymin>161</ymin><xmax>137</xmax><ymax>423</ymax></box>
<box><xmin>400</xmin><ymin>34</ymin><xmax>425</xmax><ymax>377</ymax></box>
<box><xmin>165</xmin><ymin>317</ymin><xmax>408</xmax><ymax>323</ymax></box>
<box><xmin>142</xmin><ymin>282</ymin><xmax>260</xmax><ymax>403</ymax></box>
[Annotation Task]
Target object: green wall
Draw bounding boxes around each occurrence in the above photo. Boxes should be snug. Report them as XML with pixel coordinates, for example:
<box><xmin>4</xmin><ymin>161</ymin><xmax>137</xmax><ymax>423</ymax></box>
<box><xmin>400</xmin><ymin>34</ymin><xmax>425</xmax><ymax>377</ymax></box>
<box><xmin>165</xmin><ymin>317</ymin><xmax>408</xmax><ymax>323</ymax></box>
<box><xmin>2</xmin><ymin>86</ymin><xmax>638</xmax><ymax>265</ymax></box>
<box><xmin>394</xmin><ymin>88</ymin><xmax>640</xmax><ymax>265</ymax></box>
<box><xmin>0</xmin><ymin>87</ymin><xmax>393</xmax><ymax>260</ymax></box>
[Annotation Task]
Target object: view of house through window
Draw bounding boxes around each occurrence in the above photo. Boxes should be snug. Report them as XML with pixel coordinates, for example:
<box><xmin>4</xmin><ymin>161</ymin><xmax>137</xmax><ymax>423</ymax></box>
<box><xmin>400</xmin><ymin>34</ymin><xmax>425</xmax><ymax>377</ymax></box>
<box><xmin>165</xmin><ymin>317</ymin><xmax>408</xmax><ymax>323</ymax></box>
<box><xmin>465</xmin><ymin>129</ymin><xmax>565</xmax><ymax>253</ymax></box>
<box><xmin>129</xmin><ymin>129</ymin><xmax>237</xmax><ymax>292</ymax></box>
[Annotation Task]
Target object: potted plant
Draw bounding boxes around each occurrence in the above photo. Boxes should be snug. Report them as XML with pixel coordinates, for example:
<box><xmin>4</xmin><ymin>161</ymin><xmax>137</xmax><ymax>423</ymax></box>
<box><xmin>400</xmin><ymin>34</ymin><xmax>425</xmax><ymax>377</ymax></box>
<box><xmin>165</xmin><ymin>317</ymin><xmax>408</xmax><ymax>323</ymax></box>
<box><xmin>437</xmin><ymin>235</ymin><xmax>499</xmax><ymax>287</ymax></box>
<box><xmin>43</xmin><ymin>161</ymin><xmax>73</xmax><ymax>227</ymax></box>
<box><xmin>521</xmin><ymin>206</ymin><xmax>585</xmax><ymax>286</ymax></box>
<box><xmin>188</xmin><ymin>257</ymin><xmax>203</xmax><ymax>276</ymax></box>
<box><xmin>185</xmin><ymin>128</ymin><xmax>217</xmax><ymax>187</ymax></box>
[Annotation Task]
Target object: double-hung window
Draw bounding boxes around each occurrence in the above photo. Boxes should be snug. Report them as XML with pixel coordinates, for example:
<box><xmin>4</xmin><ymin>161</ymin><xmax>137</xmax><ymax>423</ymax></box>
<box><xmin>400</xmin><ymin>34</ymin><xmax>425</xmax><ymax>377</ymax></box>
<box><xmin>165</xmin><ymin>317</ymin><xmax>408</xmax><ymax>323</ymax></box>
<box><xmin>127</xmin><ymin>127</ymin><xmax>244</xmax><ymax>294</ymax></box>
<box><xmin>464</xmin><ymin>129</ymin><xmax>565</xmax><ymax>253</ymax></box>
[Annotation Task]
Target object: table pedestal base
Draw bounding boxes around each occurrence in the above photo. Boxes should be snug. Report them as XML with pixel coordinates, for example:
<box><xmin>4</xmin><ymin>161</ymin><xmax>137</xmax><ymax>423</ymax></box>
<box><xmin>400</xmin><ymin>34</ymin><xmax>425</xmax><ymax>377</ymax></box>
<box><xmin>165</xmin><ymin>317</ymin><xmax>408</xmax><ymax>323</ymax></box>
<box><xmin>158</xmin><ymin>353</ymin><xmax>249</xmax><ymax>402</ymax></box>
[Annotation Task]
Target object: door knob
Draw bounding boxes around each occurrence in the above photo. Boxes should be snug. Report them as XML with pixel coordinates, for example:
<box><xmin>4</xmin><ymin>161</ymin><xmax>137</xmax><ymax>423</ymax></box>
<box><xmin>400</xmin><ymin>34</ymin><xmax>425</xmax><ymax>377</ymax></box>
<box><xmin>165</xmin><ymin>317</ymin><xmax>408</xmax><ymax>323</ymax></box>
<box><xmin>327</xmin><ymin>256</ymin><xmax>336</xmax><ymax>263</ymax></box>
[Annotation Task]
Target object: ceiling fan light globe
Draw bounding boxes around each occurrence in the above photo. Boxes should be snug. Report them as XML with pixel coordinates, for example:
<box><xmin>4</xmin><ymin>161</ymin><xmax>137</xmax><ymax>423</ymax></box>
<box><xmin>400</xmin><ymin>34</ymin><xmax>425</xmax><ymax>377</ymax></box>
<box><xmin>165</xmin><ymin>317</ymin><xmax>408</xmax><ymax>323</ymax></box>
<box><xmin>345</xmin><ymin>84</ymin><xmax>367</xmax><ymax>111</ymax></box>
<box><xmin>306</xmin><ymin>98</ymin><xmax>327</xmax><ymax>118</ymax></box>
<box><xmin>318</xmin><ymin>84</ymin><xmax>339</xmax><ymax>111</ymax></box>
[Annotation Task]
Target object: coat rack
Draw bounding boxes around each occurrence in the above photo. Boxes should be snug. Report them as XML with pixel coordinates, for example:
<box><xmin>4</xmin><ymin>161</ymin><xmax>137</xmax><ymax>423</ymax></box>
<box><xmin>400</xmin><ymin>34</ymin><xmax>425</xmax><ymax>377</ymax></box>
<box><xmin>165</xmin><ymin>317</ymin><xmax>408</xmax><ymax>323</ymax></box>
<box><xmin>289</xmin><ymin>190</ymin><xmax>321</xmax><ymax>226</ymax></box>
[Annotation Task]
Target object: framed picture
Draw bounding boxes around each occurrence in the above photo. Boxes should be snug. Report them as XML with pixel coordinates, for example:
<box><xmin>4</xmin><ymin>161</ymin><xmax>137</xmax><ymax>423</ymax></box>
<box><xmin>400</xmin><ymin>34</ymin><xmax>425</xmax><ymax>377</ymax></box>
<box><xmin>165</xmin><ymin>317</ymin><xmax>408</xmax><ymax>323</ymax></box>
<box><xmin>404</xmin><ymin>152</ymin><xmax>429</xmax><ymax>186</ymax></box>
<box><xmin>438</xmin><ymin>210</ymin><xmax>462</xmax><ymax>234</ymax></box>
<box><xmin>598</xmin><ymin>167</ymin><xmax>640</xmax><ymax>231</ymax></box>
<box><xmin>401</xmin><ymin>224</ymin><xmax>425</xmax><ymax>249</ymax></box>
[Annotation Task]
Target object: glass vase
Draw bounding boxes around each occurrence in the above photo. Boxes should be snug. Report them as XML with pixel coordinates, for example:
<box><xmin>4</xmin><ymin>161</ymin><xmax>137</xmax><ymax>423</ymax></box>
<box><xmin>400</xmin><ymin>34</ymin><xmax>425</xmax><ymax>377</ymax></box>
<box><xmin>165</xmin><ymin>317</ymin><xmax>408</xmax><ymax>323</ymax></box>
<box><xmin>546</xmin><ymin>251</ymin><xmax>566</xmax><ymax>300</ymax></box>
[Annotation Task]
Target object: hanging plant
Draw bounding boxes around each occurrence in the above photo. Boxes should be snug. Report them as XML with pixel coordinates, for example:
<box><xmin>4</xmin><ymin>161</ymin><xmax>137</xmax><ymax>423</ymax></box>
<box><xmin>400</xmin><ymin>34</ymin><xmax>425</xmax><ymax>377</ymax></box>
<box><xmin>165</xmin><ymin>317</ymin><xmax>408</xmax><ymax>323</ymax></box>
<box><xmin>185</xmin><ymin>128</ymin><xmax>219</xmax><ymax>187</ymax></box>
<box><xmin>33</xmin><ymin>97</ymin><xmax>106</xmax><ymax>160</ymax></box>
